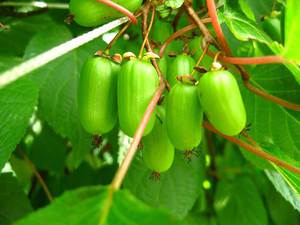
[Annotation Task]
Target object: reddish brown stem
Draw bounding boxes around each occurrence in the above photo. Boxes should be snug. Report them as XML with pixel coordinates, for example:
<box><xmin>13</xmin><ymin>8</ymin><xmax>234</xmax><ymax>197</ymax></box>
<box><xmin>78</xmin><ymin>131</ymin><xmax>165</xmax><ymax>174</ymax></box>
<box><xmin>184</xmin><ymin>1</ymin><xmax>214</xmax><ymax>43</ymax></box>
<box><xmin>219</xmin><ymin>55</ymin><xmax>286</xmax><ymax>65</ymax></box>
<box><xmin>18</xmin><ymin>149</ymin><xmax>53</xmax><ymax>202</ymax></box>
<box><xmin>206</xmin><ymin>0</ymin><xmax>231</xmax><ymax>55</ymax></box>
<box><xmin>207</xmin><ymin>49</ymin><xmax>286</xmax><ymax>64</ymax></box>
<box><xmin>203</xmin><ymin>122</ymin><xmax>300</xmax><ymax>175</ymax></box>
<box><xmin>243</xmin><ymin>80</ymin><xmax>300</xmax><ymax>111</ymax></box>
<box><xmin>139</xmin><ymin>6</ymin><xmax>155</xmax><ymax>58</ymax></box>
<box><xmin>96</xmin><ymin>0</ymin><xmax>138</xmax><ymax>24</ymax></box>
<box><xmin>159</xmin><ymin>18</ymin><xmax>211</xmax><ymax>58</ymax></box>
<box><xmin>111</xmin><ymin>3</ymin><xmax>165</xmax><ymax>191</ymax></box>
<box><xmin>111</xmin><ymin>82</ymin><xmax>165</xmax><ymax>190</ymax></box>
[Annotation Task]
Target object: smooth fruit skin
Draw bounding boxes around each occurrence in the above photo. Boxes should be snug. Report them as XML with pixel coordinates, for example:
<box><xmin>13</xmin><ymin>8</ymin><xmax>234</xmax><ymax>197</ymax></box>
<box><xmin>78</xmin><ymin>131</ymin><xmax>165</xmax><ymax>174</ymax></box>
<box><xmin>166</xmin><ymin>83</ymin><xmax>203</xmax><ymax>150</ymax></box>
<box><xmin>157</xmin><ymin>56</ymin><xmax>168</xmax><ymax>79</ymax></box>
<box><xmin>262</xmin><ymin>17</ymin><xmax>281</xmax><ymax>43</ymax></box>
<box><xmin>197</xmin><ymin>70</ymin><xmax>246</xmax><ymax>136</ymax></box>
<box><xmin>118</xmin><ymin>59</ymin><xmax>159</xmax><ymax>137</ymax></box>
<box><xmin>167</xmin><ymin>54</ymin><xmax>196</xmax><ymax>86</ymax></box>
<box><xmin>78</xmin><ymin>57</ymin><xmax>119</xmax><ymax>135</ymax></box>
<box><xmin>143</xmin><ymin>108</ymin><xmax>175</xmax><ymax>173</ymax></box>
<box><xmin>69</xmin><ymin>0</ymin><xmax>143</xmax><ymax>27</ymax></box>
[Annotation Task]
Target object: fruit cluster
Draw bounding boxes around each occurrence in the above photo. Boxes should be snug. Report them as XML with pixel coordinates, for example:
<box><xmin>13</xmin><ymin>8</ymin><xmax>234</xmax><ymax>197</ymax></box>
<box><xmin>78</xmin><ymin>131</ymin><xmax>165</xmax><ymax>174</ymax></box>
<box><xmin>78</xmin><ymin>50</ymin><xmax>246</xmax><ymax>175</ymax></box>
<box><xmin>72</xmin><ymin>1</ymin><xmax>247</xmax><ymax>175</ymax></box>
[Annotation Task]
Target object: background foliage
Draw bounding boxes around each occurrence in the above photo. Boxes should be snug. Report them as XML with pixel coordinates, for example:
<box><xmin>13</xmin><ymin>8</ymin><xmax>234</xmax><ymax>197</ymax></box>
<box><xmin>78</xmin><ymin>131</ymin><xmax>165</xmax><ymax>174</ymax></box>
<box><xmin>1</xmin><ymin>0</ymin><xmax>300</xmax><ymax>224</ymax></box>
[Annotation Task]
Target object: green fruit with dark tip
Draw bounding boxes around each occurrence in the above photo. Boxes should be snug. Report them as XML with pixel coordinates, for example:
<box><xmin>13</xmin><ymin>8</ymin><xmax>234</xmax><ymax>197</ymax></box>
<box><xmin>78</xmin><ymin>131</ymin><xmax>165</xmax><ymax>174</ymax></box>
<box><xmin>262</xmin><ymin>16</ymin><xmax>282</xmax><ymax>43</ymax></box>
<box><xmin>69</xmin><ymin>0</ymin><xmax>143</xmax><ymax>27</ymax></box>
<box><xmin>143</xmin><ymin>107</ymin><xmax>175</xmax><ymax>173</ymax></box>
<box><xmin>118</xmin><ymin>58</ymin><xmax>159</xmax><ymax>137</ymax></box>
<box><xmin>167</xmin><ymin>54</ymin><xmax>196</xmax><ymax>86</ymax></box>
<box><xmin>197</xmin><ymin>70</ymin><xmax>246</xmax><ymax>136</ymax></box>
<box><xmin>166</xmin><ymin>82</ymin><xmax>203</xmax><ymax>150</ymax></box>
<box><xmin>78</xmin><ymin>56</ymin><xmax>119</xmax><ymax>134</ymax></box>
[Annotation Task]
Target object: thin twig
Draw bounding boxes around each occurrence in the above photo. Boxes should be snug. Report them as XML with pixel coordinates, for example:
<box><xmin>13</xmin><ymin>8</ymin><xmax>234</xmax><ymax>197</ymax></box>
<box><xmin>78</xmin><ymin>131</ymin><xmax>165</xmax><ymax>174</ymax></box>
<box><xmin>138</xmin><ymin>6</ymin><xmax>155</xmax><ymax>58</ymax></box>
<box><xmin>97</xmin><ymin>0</ymin><xmax>138</xmax><ymax>24</ymax></box>
<box><xmin>206</xmin><ymin>0</ymin><xmax>231</xmax><ymax>55</ymax></box>
<box><xmin>191</xmin><ymin>43</ymin><xmax>209</xmax><ymax>76</ymax></box>
<box><xmin>110</xmin><ymin>2</ymin><xmax>165</xmax><ymax>191</ymax></box>
<box><xmin>104</xmin><ymin>22</ymin><xmax>132</xmax><ymax>53</ymax></box>
<box><xmin>206</xmin><ymin>50</ymin><xmax>286</xmax><ymax>64</ymax></box>
<box><xmin>159</xmin><ymin>18</ymin><xmax>211</xmax><ymax>58</ymax></box>
<box><xmin>18</xmin><ymin>149</ymin><xmax>53</xmax><ymax>202</ymax></box>
<box><xmin>184</xmin><ymin>1</ymin><xmax>216</xmax><ymax>45</ymax></box>
<box><xmin>203</xmin><ymin>122</ymin><xmax>300</xmax><ymax>175</ymax></box>
<box><xmin>243</xmin><ymin>79</ymin><xmax>300</xmax><ymax>111</ymax></box>
<box><xmin>104</xmin><ymin>10</ymin><xmax>143</xmax><ymax>53</ymax></box>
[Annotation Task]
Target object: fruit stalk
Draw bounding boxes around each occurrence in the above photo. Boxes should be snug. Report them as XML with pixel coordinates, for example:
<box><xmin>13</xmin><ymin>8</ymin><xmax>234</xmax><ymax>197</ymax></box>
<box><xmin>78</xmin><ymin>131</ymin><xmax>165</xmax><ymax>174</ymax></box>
<box><xmin>111</xmin><ymin>81</ymin><xmax>165</xmax><ymax>190</ymax></box>
<box><xmin>206</xmin><ymin>0</ymin><xmax>231</xmax><ymax>55</ymax></box>
<box><xmin>96</xmin><ymin>0</ymin><xmax>138</xmax><ymax>24</ymax></box>
<box><xmin>111</xmin><ymin>3</ymin><xmax>165</xmax><ymax>190</ymax></box>
<box><xmin>158</xmin><ymin>18</ymin><xmax>211</xmax><ymax>58</ymax></box>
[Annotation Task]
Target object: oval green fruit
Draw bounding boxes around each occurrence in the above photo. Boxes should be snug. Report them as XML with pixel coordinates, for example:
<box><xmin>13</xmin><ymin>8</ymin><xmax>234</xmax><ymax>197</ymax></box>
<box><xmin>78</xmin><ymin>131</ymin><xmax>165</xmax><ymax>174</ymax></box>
<box><xmin>78</xmin><ymin>56</ymin><xmax>119</xmax><ymax>134</ymax></box>
<box><xmin>166</xmin><ymin>83</ymin><xmax>203</xmax><ymax>150</ymax></box>
<box><xmin>143</xmin><ymin>108</ymin><xmax>175</xmax><ymax>173</ymax></box>
<box><xmin>197</xmin><ymin>70</ymin><xmax>246</xmax><ymax>136</ymax></box>
<box><xmin>167</xmin><ymin>54</ymin><xmax>196</xmax><ymax>86</ymax></box>
<box><xmin>158</xmin><ymin>56</ymin><xmax>168</xmax><ymax>79</ymax></box>
<box><xmin>69</xmin><ymin>0</ymin><xmax>143</xmax><ymax>27</ymax></box>
<box><xmin>262</xmin><ymin>16</ymin><xmax>281</xmax><ymax>43</ymax></box>
<box><xmin>118</xmin><ymin>59</ymin><xmax>159</xmax><ymax>137</ymax></box>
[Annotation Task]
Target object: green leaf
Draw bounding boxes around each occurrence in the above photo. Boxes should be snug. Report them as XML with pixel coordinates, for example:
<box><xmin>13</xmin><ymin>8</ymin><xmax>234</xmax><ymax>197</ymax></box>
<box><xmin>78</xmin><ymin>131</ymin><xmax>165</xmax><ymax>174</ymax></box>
<box><xmin>165</xmin><ymin>0</ymin><xmax>184</xmax><ymax>9</ymax></box>
<box><xmin>214</xmin><ymin>177</ymin><xmax>267</xmax><ymax>225</ymax></box>
<box><xmin>240</xmin><ymin>64</ymin><xmax>300</xmax><ymax>168</ymax></box>
<box><xmin>283</xmin><ymin>0</ymin><xmax>300</xmax><ymax>62</ymax></box>
<box><xmin>225</xmin><ymin>0</ymin><xmax>255</xmax><ymax>21</ymax></box>
<box><xmin>183</xmin><ymin>213</ymin><xmax>211</xmax><ymax>225</ymax></box>
<box><xmin>0</xmin><ymin>15</ymin><xmax>54</xmax><ymax>57</ymax></box>
<box><xmin>14</xmin><ymin>186</ymin><xmax>181</xmax><ymax>225</ymax></box>
<box><xmin>222</xmin><ymin>6</ymin><xmax>271</xmax><ymax>44</ymax></box>
<box><xmin>242</xmin><ymin>0</ymin><xmax>273</xmax><ymax>21</ymax></box>
<box><xmin>124</xmin><ymin>152</ymin><xmax>206</xmax><ymax>219</ymax></box>
<box><xmin>28</xmin><ymin>124</ymin><xmax>67</xmax><ymax>174</ymax></box>
<box><xmin>0</xmin><ymin>173</ymin><xmax>32</xmax><ymax>225</ymax></box>
<box><xmin>264</xmin><ymin>177</ymin><xmax>300</xmax><ymax>225</ymax></box>
<box><xmin>265</xmin><ymin>170</ymin><xmax>300</xmax><ymax>212</ymax></box>
<box><xmin>0</xmin><ymin>57</ymin><xmax>38</xmax><ymax>170</ymax></box>
<box><xmin>23</xmin><ymin>24</ymin><xmax>106</xmax><ymax>168</ymax></box>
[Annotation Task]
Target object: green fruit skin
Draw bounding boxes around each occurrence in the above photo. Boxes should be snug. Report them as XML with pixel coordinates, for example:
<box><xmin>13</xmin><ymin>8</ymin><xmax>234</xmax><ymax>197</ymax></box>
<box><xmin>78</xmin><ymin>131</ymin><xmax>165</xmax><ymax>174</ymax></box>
<box><xmin>158</xmin><ymin>56</ymin><xmax>168</xmax><ymax>79</ymax></box>
<box><xmin>143</xmin><ymin>108</ymin><xmax>175</xmax><ymax>173</ymax></box>
<box><xmin>166</xmin><ymin>83</ymin><xmax>203</xmax><ymax>150</ymax></box>
<box><xmin>78</xmin><ymin>57</ymin><xmax>119</xmax><ymax>134</ymax></box>
<box><xmin>167</xmin><ymin>54</ymin><xmax>196</xmax><ymax>86</ymax></box>
<box><xmin>69</xmin><ymin>0</ymin><xmax>143</xmax><ymax>27</ymax></box>
<box><xmin>262</xmin><ymin>17</ymin><xmax>281</xmax><ymax>43</ymax></box>
<box><xmin>197</xmin><ymin>70</ymin><xmax>246</xmax><ymax>136</ymax></box>
<box><xmin>189</xmin><ymin>37</ymin><xmax>213</xmax><ymax>67</ymax></box>
<box><xmin>118</xmin><ymin>59</ymin><xmax>159</xmax><ymax>137</ymax></box>
<box><xmin>151</xmin><ymin>19</ymin><xmax>173</xmax><ymax>44</ymax></box>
